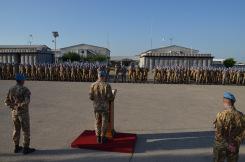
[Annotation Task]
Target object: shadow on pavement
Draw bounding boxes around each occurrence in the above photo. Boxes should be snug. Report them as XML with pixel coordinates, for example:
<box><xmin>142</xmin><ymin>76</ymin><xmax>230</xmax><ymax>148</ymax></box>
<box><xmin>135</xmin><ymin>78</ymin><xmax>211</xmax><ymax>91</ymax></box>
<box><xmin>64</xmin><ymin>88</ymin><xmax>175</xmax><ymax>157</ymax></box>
<box><xmin>132</xmin><ymin>131</ymin><xmax>245</xmax><ymax>161</ymax></box>
<box><xmin>2</xmin><ymin>131</ymin><xmax>245</xmax><ymax>162</ymax></box>
<box><xmin>135</xmin><ymin>131</ymin><xmax>215</xmax><ymax>153</ymax></box>
<box><xmin>131</xmin><ymin>154</ymin><xmax>245</xmax><ymax>162</ymax></box>
<box><xmin>0</xmin><ymin>148</ymin><xmax>131</xmax><ymax>162</ymax></box>
<box><xmin>0</xmin><ymin>148</ymin><xmax>92</xmax><ymax>157</ymax></box>
<box><xmin>33</xmin><ymin>148</ymin><xmax>93</xmax><ymax>155</ymax></box>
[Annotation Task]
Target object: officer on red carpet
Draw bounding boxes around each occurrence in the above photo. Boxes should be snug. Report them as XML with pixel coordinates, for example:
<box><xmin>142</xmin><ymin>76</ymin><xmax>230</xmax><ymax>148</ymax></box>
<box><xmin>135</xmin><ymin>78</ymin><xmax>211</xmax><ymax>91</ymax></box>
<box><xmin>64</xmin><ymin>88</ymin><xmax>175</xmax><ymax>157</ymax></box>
<box><xmin>89</xmin><ymin>71</ymin><xmax>114</xmax><ymax>144</ymax></box>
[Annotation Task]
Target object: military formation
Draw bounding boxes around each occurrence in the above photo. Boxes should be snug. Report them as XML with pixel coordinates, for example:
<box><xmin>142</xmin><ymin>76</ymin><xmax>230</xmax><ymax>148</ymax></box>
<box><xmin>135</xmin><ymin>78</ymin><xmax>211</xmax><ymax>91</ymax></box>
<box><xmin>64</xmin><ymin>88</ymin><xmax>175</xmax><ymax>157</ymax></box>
<box><xmin>153</xmin><ymin>66</ymin><xmax>245</xmax><ymax>85</ymax></box>
<box><xmin>113</xmin><ymin>64</ymin><xmax>149</xmax><ymax>83</ymax></box>
<box><xmin>0</xmin><ymin>63</ymin><xmax>150</xmax><ymax>83</ymax></box>
<box><xmin>0</xmin><ymin>63</ymin><xmax>108</xmax><ymax>82</ymax></box>
<box><xmin>1</xmin><ymin>63</ymin><xmax>245</xmax><ymax>85</ymax></box>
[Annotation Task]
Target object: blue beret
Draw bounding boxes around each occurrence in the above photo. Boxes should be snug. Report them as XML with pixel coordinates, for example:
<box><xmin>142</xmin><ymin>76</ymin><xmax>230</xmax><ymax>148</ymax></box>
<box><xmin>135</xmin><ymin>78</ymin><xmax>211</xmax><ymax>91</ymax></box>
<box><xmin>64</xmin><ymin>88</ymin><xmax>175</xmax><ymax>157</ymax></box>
<box><xmin>224</xmin><ymin>92</ymin><xmax>236</xmax><ymax>102</ymax></box>
<box><xmin>98</xmin><ymin>71</ymin><xmax>107</xmax><ymax>77</ymax></box>
<box><xmin>15</xmin><ymin>73</ymin><xmax>26</xmax><ymax>81</ymax></box>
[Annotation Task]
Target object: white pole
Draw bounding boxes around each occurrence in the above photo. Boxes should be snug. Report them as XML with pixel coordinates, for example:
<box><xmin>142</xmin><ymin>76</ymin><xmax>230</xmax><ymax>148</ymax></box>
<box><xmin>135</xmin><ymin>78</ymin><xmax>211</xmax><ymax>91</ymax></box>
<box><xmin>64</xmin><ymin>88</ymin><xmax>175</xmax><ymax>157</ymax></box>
<box><xmin>150</xmin><ymin>20</ymin><xmax>153</xmax><ymax>49</ymax></box>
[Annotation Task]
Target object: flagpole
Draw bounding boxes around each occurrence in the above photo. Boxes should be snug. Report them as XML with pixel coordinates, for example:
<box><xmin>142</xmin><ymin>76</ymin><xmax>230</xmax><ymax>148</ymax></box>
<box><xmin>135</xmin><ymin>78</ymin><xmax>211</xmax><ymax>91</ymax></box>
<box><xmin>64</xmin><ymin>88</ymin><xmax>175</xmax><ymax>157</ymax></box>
<box><xmin>150</xmin><ymin>21</ymin><xmax>152</xmax><ymax>49</ymax></box>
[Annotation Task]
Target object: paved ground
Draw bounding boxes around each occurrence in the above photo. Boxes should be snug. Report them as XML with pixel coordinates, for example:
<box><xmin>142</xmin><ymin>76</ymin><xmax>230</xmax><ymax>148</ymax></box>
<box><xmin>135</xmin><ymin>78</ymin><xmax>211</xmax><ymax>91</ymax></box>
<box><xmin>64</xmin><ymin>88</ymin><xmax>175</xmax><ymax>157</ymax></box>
<box><xmin>1</xmin><ymin>80</ymin><xmax>245</xmax><ymax>162</ymax></box>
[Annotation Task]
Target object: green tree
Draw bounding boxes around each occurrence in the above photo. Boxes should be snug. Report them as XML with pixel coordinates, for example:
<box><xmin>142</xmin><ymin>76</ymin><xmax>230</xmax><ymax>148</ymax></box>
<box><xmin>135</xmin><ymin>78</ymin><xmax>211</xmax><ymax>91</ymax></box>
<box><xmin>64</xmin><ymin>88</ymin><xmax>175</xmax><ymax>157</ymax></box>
<box><xmin>82</xmin><ymin>54</ymin><xmax>108</xmax><ymax>62</ymax></box>
<box><xmin>93</xmin><ymin>55</ymin><xmax>108</xmax><ymax>62</ymax></box>
<box><xmin>223</xmin><ymin>58</ymin><xmax>236</xmax><ymax>68</ymax></box>
<box><xmin>62</xmin><ymin>52</ymin><xmax>80</xmax><ymax>62</ymax></box>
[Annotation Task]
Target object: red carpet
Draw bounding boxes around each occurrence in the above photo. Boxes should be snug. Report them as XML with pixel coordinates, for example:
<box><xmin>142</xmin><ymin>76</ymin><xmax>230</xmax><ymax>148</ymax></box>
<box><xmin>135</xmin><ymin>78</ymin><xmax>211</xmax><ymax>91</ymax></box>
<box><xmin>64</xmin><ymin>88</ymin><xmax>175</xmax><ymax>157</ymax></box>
<box><xmin>71</xmin><ymin>130</ymin><xmax>137</xmax><ymax>153</ymax></box>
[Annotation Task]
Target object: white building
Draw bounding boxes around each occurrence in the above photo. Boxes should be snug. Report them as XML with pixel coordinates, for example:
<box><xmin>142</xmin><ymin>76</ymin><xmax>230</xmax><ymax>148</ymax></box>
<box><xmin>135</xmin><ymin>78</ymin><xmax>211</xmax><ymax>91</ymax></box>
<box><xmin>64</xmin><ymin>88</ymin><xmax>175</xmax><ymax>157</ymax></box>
<box><xmin>60</xmin><ymin>44</ymin><xmax>110</xmax><ymax>58</ymax></box>
<box><xmin>52</xmin><ymin>49</ymin><xmax>62</xmax><ymax>63</ymax></box>
<box><xmin>0</xmin><ymin>45</ymin><xmax>54</xmax><ymax>64</ymax></box>
<box><xmin>213</xmin><ymin>58</ymin><xmax>245</xmax><ymax>68</ymax></box>
<box><xmin>139</xmin><ymin>45</ymin><xmax>214</xmax><ymax>69</ymax></box>
<box><xmin>212</xmin><ymin>58</ymin><xmax>225</xmax><ymax>66</ymax></box>
<box><xmin>110</xmin><ymin>56</ymin><xmax>139</xmax><ymax>66</ymax></box>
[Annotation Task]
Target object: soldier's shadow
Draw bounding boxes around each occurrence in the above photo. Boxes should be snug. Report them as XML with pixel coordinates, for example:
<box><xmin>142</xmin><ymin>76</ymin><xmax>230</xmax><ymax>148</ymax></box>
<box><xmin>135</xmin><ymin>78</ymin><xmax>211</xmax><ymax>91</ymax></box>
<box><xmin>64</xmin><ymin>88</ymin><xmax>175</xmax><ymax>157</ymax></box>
<box><xmin>135</xmin><ymin>131</ymin><xmax>215</xmax><ymax>153</ymax></box>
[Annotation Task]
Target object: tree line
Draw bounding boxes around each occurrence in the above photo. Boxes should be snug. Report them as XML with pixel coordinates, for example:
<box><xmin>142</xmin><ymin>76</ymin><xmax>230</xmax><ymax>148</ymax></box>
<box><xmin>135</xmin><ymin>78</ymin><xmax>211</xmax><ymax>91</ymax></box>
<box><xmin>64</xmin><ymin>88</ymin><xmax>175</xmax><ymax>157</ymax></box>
<box><xmin>62</xmin><ymin>52</ymin><xmax>109</xmax><ymax>62</ymax></box>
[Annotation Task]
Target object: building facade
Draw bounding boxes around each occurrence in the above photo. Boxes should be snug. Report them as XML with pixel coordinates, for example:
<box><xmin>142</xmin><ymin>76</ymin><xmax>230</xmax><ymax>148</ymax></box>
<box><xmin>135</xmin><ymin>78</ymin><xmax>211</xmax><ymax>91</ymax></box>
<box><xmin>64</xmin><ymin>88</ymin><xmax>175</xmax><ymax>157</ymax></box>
<box><xmin>139</xmin><ymin>45</ymin><xmax>213</xmax><ymax>69</ymax></box>
<box><xmin>52</xmin><ymin>49</ymin><xmax>62</xmax><ymax>63</ymax></box>
<box><xmin>60</xmin><ymin>44</ymin><xmax>110</xmax><ymax>58</ymax></box>
<box><xmin>212</xmin><ymin>58</ymin><xmax>225</xmax><ymax>67</ymax></box>
<box><xmin>110</xmin><ymin>56</ymin><xmax>139</xmax><ymax>66</ymax></box>
<box><xmin>0</xmin><ymin>45</ymin><xmax>54</xmax><ymax>64</ymax></box>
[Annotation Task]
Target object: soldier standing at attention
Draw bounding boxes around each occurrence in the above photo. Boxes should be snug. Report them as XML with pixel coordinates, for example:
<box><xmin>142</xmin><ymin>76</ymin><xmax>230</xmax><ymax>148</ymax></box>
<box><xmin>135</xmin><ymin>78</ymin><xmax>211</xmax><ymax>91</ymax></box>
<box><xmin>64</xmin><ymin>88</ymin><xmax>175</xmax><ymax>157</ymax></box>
<box><xmin>89</xmin><ymin>71</ymin><xmax>114</xmax><ymax>144</ymax></box>
<box><xmin>213</xmin><ymin>92</ymin><xmax>245</xmax><ymax>162</ymax></box>
<box><xmin>4</xmin><ymin>73</ymin><xmax>36</xmax><ymax>154</ymax></box>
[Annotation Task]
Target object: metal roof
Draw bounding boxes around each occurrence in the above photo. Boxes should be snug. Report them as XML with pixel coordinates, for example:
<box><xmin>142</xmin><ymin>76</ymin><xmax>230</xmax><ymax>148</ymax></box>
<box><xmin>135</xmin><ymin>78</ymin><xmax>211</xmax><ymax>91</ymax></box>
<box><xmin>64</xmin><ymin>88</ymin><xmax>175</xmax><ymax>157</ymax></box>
<box><xmin>110</xmin><ymin>56</ymin><xmax>139</xmax><ymax>61</ymax></box>
<box><xmin>141</xmin><ymin>45</ymin><xmax>199</xmax><ymax>54</ymax></box>
<box><xmin>140</xmin><ymin>52</ymin><xmax>212</xmax><ymax>58</ymax></box>
<box><xmin>60</xmin><ymin>43</ymin><xmax>110</xmax><ymax>51</ymax></box>
<box><xmin>0</xmin><ymin>45</ymin><xmax>49</xmax><ymax>49</ymax></box>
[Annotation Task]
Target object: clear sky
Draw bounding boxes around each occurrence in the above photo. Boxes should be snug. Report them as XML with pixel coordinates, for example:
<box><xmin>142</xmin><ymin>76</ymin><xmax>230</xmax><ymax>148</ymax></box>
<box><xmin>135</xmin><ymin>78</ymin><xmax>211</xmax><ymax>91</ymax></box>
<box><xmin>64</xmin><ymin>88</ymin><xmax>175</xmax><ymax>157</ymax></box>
<box><xmin>0</xmin><ymin>0</ymin><xmax>244</xmax><ymax>61</ymax></box>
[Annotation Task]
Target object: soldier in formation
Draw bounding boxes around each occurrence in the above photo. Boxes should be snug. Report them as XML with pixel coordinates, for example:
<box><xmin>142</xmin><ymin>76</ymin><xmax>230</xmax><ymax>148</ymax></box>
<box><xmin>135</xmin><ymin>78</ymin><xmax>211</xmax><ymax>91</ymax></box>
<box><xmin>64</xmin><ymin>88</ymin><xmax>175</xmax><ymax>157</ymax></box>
<box><xmin>126</xmin><ymin>63</ymin><xmax>149</xmax><ymax>83</ymax></box>
<box><xmin>1</xmin><ymin>62</ymin><xmax>245</xmax><ymax>85</ymax></box>
<box><xmin>0</xmin><ymin>63</ymin><xmax>108</xmax><ymax>82</ymax></box>
<box><xmin>152</xmin><ymin>66</ymin><xmax>245</xmax><ymax>85</ymax></box>
<box><xmin>113</xmin><ymin>64</ymin><xmax>148</xmax><ymax>83</ymax></box>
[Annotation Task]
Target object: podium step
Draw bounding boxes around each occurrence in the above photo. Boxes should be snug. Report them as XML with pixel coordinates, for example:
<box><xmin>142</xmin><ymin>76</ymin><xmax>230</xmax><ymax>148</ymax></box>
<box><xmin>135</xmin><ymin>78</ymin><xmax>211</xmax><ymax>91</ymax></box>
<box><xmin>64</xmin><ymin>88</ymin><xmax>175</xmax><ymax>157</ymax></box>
<box><xmin>71</xmin><ymin>130</ymin><xmax>137</xmax><ymax>153</ymax></box>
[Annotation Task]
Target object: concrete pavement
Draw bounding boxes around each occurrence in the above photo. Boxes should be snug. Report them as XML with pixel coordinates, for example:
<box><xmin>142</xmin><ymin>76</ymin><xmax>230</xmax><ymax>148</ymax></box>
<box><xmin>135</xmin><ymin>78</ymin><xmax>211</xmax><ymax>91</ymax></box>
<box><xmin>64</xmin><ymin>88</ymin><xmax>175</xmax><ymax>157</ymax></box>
<box><xmin>1</xmin><ymin>80</ymin><xmax>245</xmax><ymax>162</ymax></box>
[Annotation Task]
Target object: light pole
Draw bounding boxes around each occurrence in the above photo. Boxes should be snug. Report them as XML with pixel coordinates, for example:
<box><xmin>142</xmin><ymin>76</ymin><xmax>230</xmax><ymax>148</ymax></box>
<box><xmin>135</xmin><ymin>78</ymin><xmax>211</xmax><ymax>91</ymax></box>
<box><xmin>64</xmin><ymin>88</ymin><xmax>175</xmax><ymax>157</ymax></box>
<box><xmin>52</xmin><ymin>31</ymin><xmax>59</xmax><ymax>51</ymax></box>
<box><xmin>52</xmin><ymin>31</ymin><xmax>59</xmax><ymax>63</ymax></box>
<box><xmin>29</xmin><ymin>34</ymin><xmax>33</xmax><ymax>46</ymax></box>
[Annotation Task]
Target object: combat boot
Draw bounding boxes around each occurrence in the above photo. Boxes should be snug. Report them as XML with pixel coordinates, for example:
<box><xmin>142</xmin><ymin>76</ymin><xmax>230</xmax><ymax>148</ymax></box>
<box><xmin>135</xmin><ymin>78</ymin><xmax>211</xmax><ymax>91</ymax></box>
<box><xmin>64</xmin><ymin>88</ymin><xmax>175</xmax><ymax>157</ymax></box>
<box><xmin>14</xmin><ymin>145</ymin><xmax>23</xmax><ymax>153</ymax></box>
<box><xmin>101</xmin><ymin>137</ymin><xmax>107</xmax><ymax>144</ymax></box>
<box><xmin>97</xmin><ymin>136</ymin><xmax>101</xmax><ymax>144</ymax></box>
<box><xmin>23</xmin><ymin>147</ymin><xmax>36</xmax><ymax>155</ymax></box>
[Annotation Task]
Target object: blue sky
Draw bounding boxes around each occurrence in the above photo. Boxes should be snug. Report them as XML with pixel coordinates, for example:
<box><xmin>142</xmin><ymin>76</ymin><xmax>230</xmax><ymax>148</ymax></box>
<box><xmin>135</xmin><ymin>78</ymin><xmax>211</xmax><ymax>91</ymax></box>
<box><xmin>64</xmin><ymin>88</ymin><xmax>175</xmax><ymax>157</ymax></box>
<box><xmin>0</xmin><ymin>0</ymin><xmax>244</xmax><ymax>61</ymax></box>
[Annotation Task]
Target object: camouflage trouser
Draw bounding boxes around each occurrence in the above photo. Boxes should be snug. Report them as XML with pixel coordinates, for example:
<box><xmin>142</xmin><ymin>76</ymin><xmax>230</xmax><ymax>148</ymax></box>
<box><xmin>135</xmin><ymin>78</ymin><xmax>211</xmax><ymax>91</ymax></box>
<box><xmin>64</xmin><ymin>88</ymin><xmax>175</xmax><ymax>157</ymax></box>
<box><xmin>114</xmin><ymin>74</ymin><xmax>119</xmax><ymax>82</ymax></box>
<box><xmin>12</xmin><ymin>111</ymin><xmax>30</xmax><ymax>148</ymax></box>
<box><xmin>213</xmin><ymin>142</ymin><xmax>239</xmax><ymax>162</ymax></box>
<box><xmin>94</xmin><ymin>111</ymin><xmax>108</xmax><ymax>137</ymax></box>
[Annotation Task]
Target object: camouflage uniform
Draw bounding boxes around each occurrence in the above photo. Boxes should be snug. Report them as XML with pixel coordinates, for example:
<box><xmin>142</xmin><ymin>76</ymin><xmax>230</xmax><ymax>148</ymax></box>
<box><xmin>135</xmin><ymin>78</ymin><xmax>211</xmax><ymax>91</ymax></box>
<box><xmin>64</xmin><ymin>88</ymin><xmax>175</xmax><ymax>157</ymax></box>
<box><xmin>106</xmin><ymin>66</ymin><xmax>111</xmax><ymax>81</ymax></box>
<box><xmin>2</xmin><ymin>64</ymin><xmax>7</xmax><ymax>79</ymax></box>
<box><xmin>213</xmin><ymin>107</ymin><xmax>245</xmax><ymax>162</ymax></box>
<box><xmin>114</xmin><ymin>65</ymin><xmax>120</xmax><ymax>82</ymax></box>
<box><xmin>242</xmin><ymin>72</ymin><xmax>245</xmax><ymax>85</ymax></box>
<box><xmin>4</xmin><ymin>84</ymin><xmax>31</xmax><ymax>148</ymax></box>
<box><xmin>0</xmin><ymin>64</ymin><xmax>2</xmax><ymax>79</ymax></box>
<box><xmin>89</xmin><ymin>80</ymin><xmax>114</xmax><ymax>137</ymax></box>
<box><xmin>121</xmin><ymin>66</ymin><xmax>127</xmax><ymax>82</ymax></box>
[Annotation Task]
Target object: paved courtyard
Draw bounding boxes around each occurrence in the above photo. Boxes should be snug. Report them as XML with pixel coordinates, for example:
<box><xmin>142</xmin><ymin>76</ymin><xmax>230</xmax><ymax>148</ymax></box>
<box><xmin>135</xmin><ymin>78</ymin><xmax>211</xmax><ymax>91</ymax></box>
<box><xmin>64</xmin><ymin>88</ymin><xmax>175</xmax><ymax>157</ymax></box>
<box><xmin>1</xmin><ymin>80</ymin><xmax>245</xmax><ymax>162</ymax></box>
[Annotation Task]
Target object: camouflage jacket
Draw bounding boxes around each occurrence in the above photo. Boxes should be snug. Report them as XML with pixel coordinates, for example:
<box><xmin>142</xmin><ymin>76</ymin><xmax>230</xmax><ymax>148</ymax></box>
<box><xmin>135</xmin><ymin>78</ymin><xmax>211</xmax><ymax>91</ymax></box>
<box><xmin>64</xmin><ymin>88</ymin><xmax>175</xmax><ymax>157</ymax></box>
<box><xmin>89</xmin><ymin>80</ymin><xmax>114</xmax><ymax>111</ymax></box>
<box><xmin>214</xmin><ymin>107</ymin><xmax>245</xmax><ymax>146</ymax></box>
<box><xmin>4</xmin><ymin>84</ymin><xmax>31</xmax><ymax>114</ymax></box>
